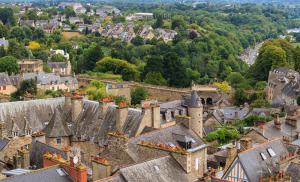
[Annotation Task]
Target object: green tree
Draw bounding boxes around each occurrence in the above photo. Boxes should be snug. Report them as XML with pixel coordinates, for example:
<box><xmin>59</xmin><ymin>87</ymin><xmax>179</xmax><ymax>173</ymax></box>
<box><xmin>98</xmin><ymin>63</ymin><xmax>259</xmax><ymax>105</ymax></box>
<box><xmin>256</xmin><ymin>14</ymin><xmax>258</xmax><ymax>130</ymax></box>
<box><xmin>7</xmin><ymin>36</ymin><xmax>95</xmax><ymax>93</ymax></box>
<box><xmin>0</xmin><ymin>56</ymin><xmax>19</xmax><ymax>75</ymax></box>
<box><xmin>11</xmin><ymin>79</ymin><xmax>37</xmax><ymax>100</ymax></box>
<box><xmin>0</xmin><ymin>23</ymin><xmax>8</xmax><ymax>38</ymax></box>
<box><xmin>95</xmin><ymin>57</ymin><xmax>139</xmax><ymax>81</ymax></box>
<box><xmin>10</xmin><ymin>27</ymin><xmax>25</xmax><ymax>41</ymax></box>
<box><xmin>7</xmin><ymin>39</ymin><xmax>29</xmax><ymax>59</ymax></box>
<box><xmin>131</xmin><ymin>36</ymin><xmax>144</xmax><ymax>46</ymax></box>
<box><xmin>81</xmin><ymin>43</ymin><xmax>104</xmax><ymax>71</ymax></box>
<box><xmin>0</xmin><ymin>46</ymin><xmax>6</xmax><ymax>57</ymax></box>
<box><xmin>144</xmin><ymin>72</ymin><xmax>167</xmax><ymax>85</ymax></box>
<box><xmin>0</xmin><ymin>8</ymin><xmax>16</xmax><ymax>26</ymax></box>
<box><xmin>63</xmin><ymin>6</ymin><xmax>76</xmax><ymax>18</ymax></box>
<box><xmin>32</xmin><ymin>28</ymin><xmax>45</xmax><ymax>40</ymax></box>
<box><xmin>153</xmin><ymin>16</ymin><xmax>163</xmax><ymax>28</ymax></box>
<box><xmin>131</xmin><ymin>87</ymin><xmax>149</xmax><ymax>106</ymax></box>
<box><xmin>226</xmin><ymin>72</ymin><xmax>245</xmax><ymax>88</ymax></box>
<box><xmin>50</xmin><ymin>54</ymin><xmax>66</xmax><ymax>62</ymax></box>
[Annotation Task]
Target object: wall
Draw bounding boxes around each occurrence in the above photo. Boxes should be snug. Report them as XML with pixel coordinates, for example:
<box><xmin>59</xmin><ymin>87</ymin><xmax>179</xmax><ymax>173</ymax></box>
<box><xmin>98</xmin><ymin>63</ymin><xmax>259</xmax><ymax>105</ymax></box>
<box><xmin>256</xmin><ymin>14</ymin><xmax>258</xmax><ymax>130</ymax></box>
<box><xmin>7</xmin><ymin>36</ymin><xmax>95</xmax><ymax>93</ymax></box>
<box><xmin>46</xmin><ymin>136</ymin><xmax>70</xmax><ymax>150</ymax></box>
<box><xmin>0</xmin><ymin>85</ymin><xmax>17</xmax><ymax>95</ymax></box>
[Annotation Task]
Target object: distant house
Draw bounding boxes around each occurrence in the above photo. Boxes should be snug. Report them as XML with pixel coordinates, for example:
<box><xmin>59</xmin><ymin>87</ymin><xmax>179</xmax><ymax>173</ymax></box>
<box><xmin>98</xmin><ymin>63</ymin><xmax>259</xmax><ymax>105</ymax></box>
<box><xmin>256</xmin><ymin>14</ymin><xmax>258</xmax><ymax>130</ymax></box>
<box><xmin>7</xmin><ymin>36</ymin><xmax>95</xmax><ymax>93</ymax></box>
<box><xmin>18</xmin><ymin>59</ymin><xmax>43</xmax><ymax>74</ymax></box>
<box><xmin>69</xmin><ymin>17</ymin><xmax>84</xmax><ymax>24</ymax></box>
<box><xmin>126</xmin><ymin>12</ymin><xmax>153</xmax><ymax>21</ymax></box>
<box><xmin>19</xmin><ymin>20</ymin><xmax>35</xmax><ymax>27</ymax></box>
<box><xmin>50</xmin><ymin>49</ymin><xmax>70</xmax><ymax>60</ymax></box>
<box><xmin>138</xmin><ymin>25</ymin><xmax>155</xmax><ymax>40</ymax></box>
<box><xmin>48</xmin><ymin>61</ymin><xmax>72</xmax><ymax>76</ymax></box>
<box><xmin>0</xmin><ymin>38</ymin><xmax>9</xmax><ymax>48</ymax></box>
<box><xmin>74</xmin><ymin>7</ymin><xmax>86</xmax><ymax>15</ymax></box>
<box><xmin>0</xmin><ymin>73</ymin><xmax>17</xmax><ymax>95</ymax></box>
<box><xmin>96</xmin><ymin>7</ymin><xmax>120</xmax><ymax>16</ymax></box>
<box><xmin>156</xmin><ymin>28</ymin><xmax>177</xmax><ymax>42</ymax></box>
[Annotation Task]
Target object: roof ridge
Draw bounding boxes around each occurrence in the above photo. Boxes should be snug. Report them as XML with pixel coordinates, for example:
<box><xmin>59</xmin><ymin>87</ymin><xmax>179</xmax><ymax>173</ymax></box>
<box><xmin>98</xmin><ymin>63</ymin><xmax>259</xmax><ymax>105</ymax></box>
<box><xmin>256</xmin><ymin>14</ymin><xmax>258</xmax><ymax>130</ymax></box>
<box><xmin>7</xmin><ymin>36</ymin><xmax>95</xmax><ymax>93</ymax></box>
<box><xmin>238</xmin><ymin>138</ymin><xmax>282</xmax><ymax>154</ymax></box>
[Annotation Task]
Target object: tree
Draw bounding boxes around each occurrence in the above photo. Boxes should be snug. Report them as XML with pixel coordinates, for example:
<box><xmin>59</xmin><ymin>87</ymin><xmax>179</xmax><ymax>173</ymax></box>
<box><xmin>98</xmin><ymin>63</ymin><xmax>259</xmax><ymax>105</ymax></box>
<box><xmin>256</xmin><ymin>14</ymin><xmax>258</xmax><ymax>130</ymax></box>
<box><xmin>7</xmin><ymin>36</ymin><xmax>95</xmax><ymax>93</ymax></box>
<box><xmin>0</xmin><ymin>23</ymin><xmax>8</xmax><ymax>38</ymax></box>
<box><xmin>80</xmin><ymin>43</ymin><xmax>104</xmax><ymax>72</ymax></box>
<box><xmin>63</xmin><ymin>6</ymin><xmax>76</xmax><ymax>18</ymax></box>
<box><xmin>163</xmin><ymin>52</ymin><xmax>189</xmax><ymax>87</ymax></box>
<box><xmin>143</xmin><ymin>55</ymin><xmax>164</xmax><ymax>78</ymax></box>
<box><xmin>11</xmin><ymin>80</ymin><xmax>37</xmax><ymax>100</ymax></box>
<box><xmin>0</xmin><ymin>46</ymin><xmax>6</xmax><ymax>57</ymax></box>
<box><xmin>10</xmin><ymin>27</ymin><xmax>25</xmax><ymax>41</ymax></box>
<box><xmin>226</xmin><ymin>72</ymin><xmax>245</xmax><ymax>87</ymax></box>
<box><xmin>131</xmin><ymin>87</ymin><xmax>149</xmax><ymax>106</ymax></box>
<box><xmin>131</xmin><ymin>36</ymin><xmax>144</xmax><ymax>46</ymax></box>
<box><xmin>28</xmin><ymin>41</ymin><xmax>41</xmax><ymax>50</ymax></box>
<box><xmin>144</xmin><ymin>72</ymin><xmax>167</xmax><ymax>85</ymax></box>
<box><xmin>95</xmin><ymin>57</ymin><xmax>139</xmax><ymax>81</ymax></box>
<box><xmin>0</xmin><ymin>8</ymin><xmax>16</xmax><ymax>26</ymax></box>
<box><xmin>50</xmin><ymin>54</ymin><xmax>66</xmax><ymax>62</ymax></box>
<box><xmin>171</xmin><ymin>15</ymin><xmax>186</xmax><ymax>30</ymax></box>
<box><xmin>7</xmin><ymin>39</ymin><xmax>29</xmax><ymax>59</ymax></box>
<box><xmin>153</xmin><ymin>16</ymin><xmax>163</xmax><ymax>28</ymax></box>
<box><xmin>32</xmin><ymin>28</ymin><xmax>45</xmax><ymax>40</ymax></box>
<box><xmin>295</xmin><ymin>33</ymin><xmax>300</xmax><ymax>42</ymax></box>
<box><xmin>85</xmin><ymin>80</ymin><xmax>108</xmax><ymax>100</ymax></box>
<box><xmin>0</xmin><ymin>56</ymin><xmax>19</xmax><ymax>75</ymax></box>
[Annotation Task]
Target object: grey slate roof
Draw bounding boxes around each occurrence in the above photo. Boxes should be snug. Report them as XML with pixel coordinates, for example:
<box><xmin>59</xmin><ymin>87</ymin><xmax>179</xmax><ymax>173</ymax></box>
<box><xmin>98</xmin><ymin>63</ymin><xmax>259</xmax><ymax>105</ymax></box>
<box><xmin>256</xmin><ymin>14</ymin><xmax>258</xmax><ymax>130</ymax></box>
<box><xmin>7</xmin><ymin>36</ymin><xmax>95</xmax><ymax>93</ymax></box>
<box><xmin>99</xmin><ymin>174</ymin><xmax>126</xmax><ymax>182</ymax></box>
<box><xmin>22</xmin><ymin>73</ymin><xmax>77</xmax><ymax>85</ymax></box>
<box><xmin>48</xmin><ymin>62</ymin><xmax>68</xmax><ymax>69</ymax></box>
<box><xmin>0</xmin><ymin>165</ymin><xmax>74</xmax><ymax>182</ymax></box>
<box><xmin>184</xmin><ymin>90</ymin><xmax>202</xmax><ymax>107</ymax></box>
<box><xmin>0</xmin><ymin>73</ymin><xmax>12</xmax><ymax>86</ymax></box>
<box><xmin>286</xmin><ymin>162</ymin><xmax>300</xmax><ymax>182</ymax></box>
<box><xmin>119</xmin><ymin>156</ymin><xmax>192</xmax><ymax>182</ymax></box>
<box><xmin>0</xmin><ymin>138</ymin><xmax>9</xmax><ymax>151</ymax></box>
<box><xmin>30</xmin><ymin>141</ymin><xmax>67</xmax><ymax>169</ymax></box>
<box><xmin>232</xmin><ymin>139</ymin><xmax>297</xmax><ymax>182</ymax></box>
<box><xmin>42</xmin><ymin>107</ymin><xmax>72</xmax><ymax>138</ymax></box>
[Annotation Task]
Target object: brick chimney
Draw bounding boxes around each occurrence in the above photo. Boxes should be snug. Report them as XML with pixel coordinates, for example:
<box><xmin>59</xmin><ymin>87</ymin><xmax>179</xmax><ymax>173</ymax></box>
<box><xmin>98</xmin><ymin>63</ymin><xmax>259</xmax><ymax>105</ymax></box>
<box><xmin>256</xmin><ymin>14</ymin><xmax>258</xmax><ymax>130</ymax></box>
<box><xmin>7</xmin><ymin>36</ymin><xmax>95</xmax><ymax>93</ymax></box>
<box><xmin>91</xmin><ymin>156</ymin><xmax>112</xmax><ymax>181</ymax></box>
<box><xmin>71</xmin><ymin>94</ymin><xmax>83</xmax><ymax>122</ymax></box>
<box><xmin>0</xmin><ymin>121</ymin><xmax>7</xmax><ymax>139</ymax></box>
<box><xmin>240</xmin><ymin>137</ymin><xmax>252</xmax><ymax>152</ymax></box>
<box><xmin>43</xmin><ymin>152</ymin><xmax>87</xmax><ymax>182</ymax></box>
<box><xmin>116</xmin><ymin>101</ymin><xmax>128</xmax><ymax>132</ymax></box>
<box><xmin>98</xmin><ymin>97</ymin><xmax>114</xmax><ymax>119</ymax></box>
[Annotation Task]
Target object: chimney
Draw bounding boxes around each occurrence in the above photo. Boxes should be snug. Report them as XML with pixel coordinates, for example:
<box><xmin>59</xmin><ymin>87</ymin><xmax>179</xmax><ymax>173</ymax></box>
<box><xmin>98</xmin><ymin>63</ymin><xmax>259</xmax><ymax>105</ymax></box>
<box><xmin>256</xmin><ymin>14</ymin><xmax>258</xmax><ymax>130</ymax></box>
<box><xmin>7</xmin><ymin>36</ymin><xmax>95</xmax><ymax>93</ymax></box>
<box><xmin>18</xmin><ymin>148</ymin><xmax>30</xmax><ymax>169</ymax></box>
<box><xmin>116</xmin><ymin>101</ymin><xmax>128</xmax><ymax>132</ymax></box>
<box><xmin>240</xmin><ymin>137</ymin><xmax>252</xmax><ymax>152</ymax></box>
<box><xmin>151</xmin><ymin>103</ymin><xmax>161</xmax><ymax>128</ymax></box>
<box><xmin>71</xmin><ymin>94</ymin><xmax>83</xmax><ymax>122</ymax></box>
<box><xmin>274</xmin><ymin>114</ymin><xmax>281</xmax><ymax>129</ymax></box>
<box><xmin>224</xmin><ymin>145</ymin><xmax>237</xmax><ymax>171</ymax></box>
<box><xmin>64</xmin><ymin>92</ymin><xmax>72</xmax><ymax>109</ymax></box>
<box><xmin>91</xmin><ymin>156</ymin><xmax>112</xmax><ymax>181</ymax></box>
<box><xmin>43</xmin><ymin>152</ymin><xmax>87</xmax><ymax>182</ymax></box>
<box><xmin>98</xmin><ymin>97</ymin><xmax>114</xmax><ymax>119</ymax></box>
<box><xmin>0</xmin><ymin>122</ymin><xmax>7</xmax><ymax>139</ymax></box>
<box><xmin>171</xmin><ymin>152</ymin><xmax>192</xmax><ymax>174</ymax></box>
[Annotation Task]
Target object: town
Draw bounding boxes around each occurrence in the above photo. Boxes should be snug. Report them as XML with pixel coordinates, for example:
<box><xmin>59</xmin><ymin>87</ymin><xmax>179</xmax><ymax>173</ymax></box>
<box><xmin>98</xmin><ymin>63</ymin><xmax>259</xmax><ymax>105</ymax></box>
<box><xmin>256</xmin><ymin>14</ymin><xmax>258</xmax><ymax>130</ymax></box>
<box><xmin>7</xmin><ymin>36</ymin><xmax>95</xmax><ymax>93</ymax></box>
<box><xmin>0</xmin><ymin>0</ymin><xmax>300</xmax><ymax>182</ymax></box>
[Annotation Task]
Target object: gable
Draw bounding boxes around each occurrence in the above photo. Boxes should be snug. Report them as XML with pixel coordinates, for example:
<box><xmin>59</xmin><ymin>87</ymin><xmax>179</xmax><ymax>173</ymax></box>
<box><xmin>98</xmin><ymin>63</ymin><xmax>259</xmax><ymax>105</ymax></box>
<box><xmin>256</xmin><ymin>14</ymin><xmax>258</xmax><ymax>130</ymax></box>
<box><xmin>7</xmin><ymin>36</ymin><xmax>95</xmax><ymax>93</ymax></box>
<box><xmin>223</xmin><ymin>159</ymin><xmax>248</xmax><ymax>182</ymax></box>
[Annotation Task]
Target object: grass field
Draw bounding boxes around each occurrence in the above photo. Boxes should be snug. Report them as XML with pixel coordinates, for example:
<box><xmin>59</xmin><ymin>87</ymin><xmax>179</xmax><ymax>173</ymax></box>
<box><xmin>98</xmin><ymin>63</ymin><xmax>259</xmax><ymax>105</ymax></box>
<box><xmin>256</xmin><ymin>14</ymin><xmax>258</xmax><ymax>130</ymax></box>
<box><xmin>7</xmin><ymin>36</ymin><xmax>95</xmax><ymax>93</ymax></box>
<box><xmin>292</xmin><ymin>42</ymin><xmax>300</xmax><ymax>48</ymax></box>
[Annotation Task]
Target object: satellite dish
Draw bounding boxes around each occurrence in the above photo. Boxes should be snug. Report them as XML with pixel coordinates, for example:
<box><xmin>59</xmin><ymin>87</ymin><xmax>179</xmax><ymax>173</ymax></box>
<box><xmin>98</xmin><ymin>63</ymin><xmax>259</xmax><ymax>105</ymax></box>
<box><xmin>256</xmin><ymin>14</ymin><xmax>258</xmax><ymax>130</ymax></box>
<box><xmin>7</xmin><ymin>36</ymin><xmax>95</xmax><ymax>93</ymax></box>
<box><xmin>73</xmin><ymin>156</ymin><xmax>79</xmax><ymax>164</ymax></box>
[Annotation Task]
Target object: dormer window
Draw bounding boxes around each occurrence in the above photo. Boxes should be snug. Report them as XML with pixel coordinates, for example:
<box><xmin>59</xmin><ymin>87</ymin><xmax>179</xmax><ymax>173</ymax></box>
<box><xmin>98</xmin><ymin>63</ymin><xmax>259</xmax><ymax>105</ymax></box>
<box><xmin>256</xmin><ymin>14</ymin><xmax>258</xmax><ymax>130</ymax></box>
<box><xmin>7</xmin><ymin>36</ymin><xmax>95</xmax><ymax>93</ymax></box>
<box><xmin>12</xmin><ymin>131</ymin><xmax>18</xmax><ymax>137</ymax></box>
<box><xmin>260</xmin><ymin>153</ymin><xmax>267</xmax><ymax>160</ymax></box>
<box><xmin>56</xmin><ymin>137</ymin><xmax>62</xmax><ymax>144</ymax></box>
<box><xmin>25</xmin><ymin>129</ymin><xmax>31</xmax><ymax>135</ymax></box>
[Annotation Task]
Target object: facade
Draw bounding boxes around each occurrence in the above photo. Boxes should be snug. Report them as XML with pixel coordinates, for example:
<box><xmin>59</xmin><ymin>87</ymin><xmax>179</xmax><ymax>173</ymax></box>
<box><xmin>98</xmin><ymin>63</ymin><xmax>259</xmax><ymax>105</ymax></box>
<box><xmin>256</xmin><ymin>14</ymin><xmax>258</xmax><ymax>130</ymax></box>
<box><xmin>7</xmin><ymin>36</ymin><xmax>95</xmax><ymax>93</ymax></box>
<box><xmin>48</xmin><ymin>61</ymin><xmax>72</xmax><ymax>76</ymax></box>
<box><xmin>126</xmin><ymin>13</ymin><xmax>153</xmax><ymax>21</ymax></box>
<box><xmin>18</xmin><ymin>59</ymin><xmax>43</xmax><ymax>74</ymax></box>
<box><xmin>0</xmin><ymin>73</ymin><xmax>17</xmax><ymax>95</ymax></box>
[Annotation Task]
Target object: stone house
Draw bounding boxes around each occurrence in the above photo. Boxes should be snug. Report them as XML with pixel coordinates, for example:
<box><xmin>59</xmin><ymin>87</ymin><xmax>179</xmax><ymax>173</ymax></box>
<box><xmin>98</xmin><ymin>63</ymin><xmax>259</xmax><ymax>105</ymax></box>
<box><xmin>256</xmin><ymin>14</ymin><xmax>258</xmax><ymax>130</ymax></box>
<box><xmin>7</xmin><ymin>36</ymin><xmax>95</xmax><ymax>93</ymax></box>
<box><xmin>69</xmin><ymin>17</ymin><xmax>84</xmax><ymax>25</ymax></box>
<box><xmin>50</xmin><ymin>49</ymin><xmax>70</xmax><ymax>60</ymax></box>
<box><xmin>156</xmin><ymin>28</ymin><xmax>178</xmax><ymax>42</ymax></box>
<box><xmin>222</xmin><ymin>139</ymin><xmax>299</xmax><ymax>182</ymax></box>
<box><xmin>0</xmin><ymin>73</ymin><xmax>17</xmax><ymax>95</ymax></box>
<box><xmin>18</xmin><ymin>59</ymin><xmax>43</xmax><ymax>74</ymax></box>
<box><xmin>48</xmin><ymin>61</ymin><xmax>72</xmax><ymax>76</ymax></box>
<box><xmin>138</xmin><ymin>25</ymin><xmax>155</xmax><ymax>40</ymax></box>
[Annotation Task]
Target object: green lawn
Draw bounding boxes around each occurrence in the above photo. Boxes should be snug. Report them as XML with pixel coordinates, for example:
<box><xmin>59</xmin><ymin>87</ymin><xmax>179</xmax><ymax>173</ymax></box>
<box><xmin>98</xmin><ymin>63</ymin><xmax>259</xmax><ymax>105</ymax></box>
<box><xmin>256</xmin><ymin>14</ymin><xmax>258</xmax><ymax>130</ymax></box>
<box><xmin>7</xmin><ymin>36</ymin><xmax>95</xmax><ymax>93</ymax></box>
<box><xmin>292</xmin><ymin>42</ymin><xmax>300</xmax><ymax>48</ymax></box>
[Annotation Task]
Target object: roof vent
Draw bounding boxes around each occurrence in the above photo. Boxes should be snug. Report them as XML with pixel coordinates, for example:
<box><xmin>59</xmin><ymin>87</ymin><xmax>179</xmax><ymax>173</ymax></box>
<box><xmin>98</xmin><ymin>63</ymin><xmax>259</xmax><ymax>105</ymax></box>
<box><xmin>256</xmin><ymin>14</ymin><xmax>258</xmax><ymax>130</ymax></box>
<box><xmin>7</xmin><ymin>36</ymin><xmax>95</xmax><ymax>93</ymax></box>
<box><xmin>260</xmin><ymin>153</ymin><xmax>267</xmax><ymax>160</ymax></box>
<box><xmin>267</xmin><ymin>148</ymin><xmax>276</xmax><ymax>157</ymax></box>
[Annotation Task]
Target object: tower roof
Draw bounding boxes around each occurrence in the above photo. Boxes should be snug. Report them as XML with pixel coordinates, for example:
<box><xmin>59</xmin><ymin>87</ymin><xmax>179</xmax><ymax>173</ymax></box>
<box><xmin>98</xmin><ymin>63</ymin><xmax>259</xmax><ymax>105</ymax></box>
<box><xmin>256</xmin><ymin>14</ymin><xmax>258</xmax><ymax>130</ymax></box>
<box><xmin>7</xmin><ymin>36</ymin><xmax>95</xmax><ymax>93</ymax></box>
<box><xmin>188</xmin><ymin>90</ymin><xmax>202</xmax><ymax>108</ymax></box>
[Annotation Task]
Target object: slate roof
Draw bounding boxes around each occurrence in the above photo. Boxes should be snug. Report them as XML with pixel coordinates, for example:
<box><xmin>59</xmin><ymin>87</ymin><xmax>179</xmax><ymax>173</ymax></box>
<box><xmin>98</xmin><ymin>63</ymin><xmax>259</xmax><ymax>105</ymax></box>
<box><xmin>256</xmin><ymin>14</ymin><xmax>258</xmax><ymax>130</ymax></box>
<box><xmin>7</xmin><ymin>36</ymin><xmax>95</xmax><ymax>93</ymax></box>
<box><xmin>98</xmin><ymin>174</ymin><xmax>126</xmax><ymax>182</ymax></box>
<box><xmin>128</xmin><ymin>123</ymin><xmax>206</xmax><ymax>162</ymax></box>
<box><xmin>30</xmin><ymin>141</ymin><xmax>67</xmax><ymax>169</ymax></box>
<box><xmin>286</xmin><ymin>162</ymin><xmax>300</xmax><ymax>182</ymax></box>
<box><xmin>183</xmin><ymin>90</ymin><xmax>202</xmax><ymax>108</ymax></box>
<box><xmin>42</xmin><ymin>107</ymin><xmax>72</xmax><ymax>138</ymax></box>
<box><xmin>48</xmin><ymin>62</ymin><xmax>68</xmax><ymax>69</ymax></box>
<box><xmin>228</xmin><ymin>139</ymin><xmax>298</xmax><ymax>182</ymax></box>
<box><xmin>0</xmin><ymin>138</ymin><xmax>9</xmax><ymax>151</ymax></box>
<box><xmin>119</xmin><ymin>156</ymin><xmax>193</xmax><ymax>182</ymax></box>
<box><xmin>0</xmin><ymin>73</ymin><xmax>12</xmax><ymax>86</ymax></box>
<box><xmin>0</xmin><ymin>165</ymin><xmax>74</xmax><ymax>182</ymax></box>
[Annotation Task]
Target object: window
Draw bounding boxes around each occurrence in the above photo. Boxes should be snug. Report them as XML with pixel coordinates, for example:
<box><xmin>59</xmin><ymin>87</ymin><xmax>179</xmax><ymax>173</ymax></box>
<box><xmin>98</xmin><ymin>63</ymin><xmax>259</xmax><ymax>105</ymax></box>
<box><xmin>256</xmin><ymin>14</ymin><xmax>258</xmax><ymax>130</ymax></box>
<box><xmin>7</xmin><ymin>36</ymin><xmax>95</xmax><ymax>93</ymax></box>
<box><xmin>2</xmin><ymin>86</ymin><xmax>5</xmax><ymax>90</ymax></box>
<box><xmin>56</xmin><ymin>137</ymin><xmax>62</xmax><ymax>144</ymax></box>
<box><xmin>260</xmin><ymin>153</ymin><xmax>267</xmax><ymax>160</ymax></box>
<box><xmin>267</xmin><ymin>148</ymin><xmax>276</xmax><ymax>157</ymax></box>
<box><xmin>25</xmin><ymin>130</ymin><xmax>31</xmax><ymax>135</ymax></box>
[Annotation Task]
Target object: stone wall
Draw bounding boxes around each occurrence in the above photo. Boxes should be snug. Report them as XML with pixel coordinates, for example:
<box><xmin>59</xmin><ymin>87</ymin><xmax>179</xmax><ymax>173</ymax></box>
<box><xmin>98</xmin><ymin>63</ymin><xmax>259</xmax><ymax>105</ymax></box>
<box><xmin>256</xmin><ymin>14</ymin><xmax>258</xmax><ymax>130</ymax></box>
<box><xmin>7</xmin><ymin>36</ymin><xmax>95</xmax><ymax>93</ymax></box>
<box><xmin>46</xmin><ymin>136</ymin><xmax>70</xmax><ymax>150</ymax></box>
<box><xmin>71</xmin><ymin>141</ymin><xmax>103</xmax><ymax>166</ymax></box>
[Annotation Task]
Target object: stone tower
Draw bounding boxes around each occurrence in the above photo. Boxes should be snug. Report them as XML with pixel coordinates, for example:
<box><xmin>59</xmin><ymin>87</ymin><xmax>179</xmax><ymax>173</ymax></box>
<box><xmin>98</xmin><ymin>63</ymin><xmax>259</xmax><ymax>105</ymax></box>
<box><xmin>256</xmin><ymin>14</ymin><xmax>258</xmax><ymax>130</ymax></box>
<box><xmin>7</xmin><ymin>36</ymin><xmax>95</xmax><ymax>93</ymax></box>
<box><xmin>187</xmin><ymin>90</ymin><xmax>203</xmax><ymax>138</ymax></box>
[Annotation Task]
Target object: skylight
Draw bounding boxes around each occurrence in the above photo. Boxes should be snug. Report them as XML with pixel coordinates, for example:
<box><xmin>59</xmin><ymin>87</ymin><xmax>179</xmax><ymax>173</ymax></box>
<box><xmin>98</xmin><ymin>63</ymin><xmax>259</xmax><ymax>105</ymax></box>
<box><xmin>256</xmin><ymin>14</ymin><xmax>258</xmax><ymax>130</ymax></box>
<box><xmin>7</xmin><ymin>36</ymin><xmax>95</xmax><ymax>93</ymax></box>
<box><xmin>260</xmin><ymin>153</ymin><xmax>267</xmax><ymax>160</ymax></box>
<box><xmin>267</xmin><ymin>148</ymin><xmax>276</xmax><ymax>157</ymax></box>
<box><xmin>154</xmin><ymin>166</ymin><xmax>160</xmax><ymax>171</ymax></box>
<box><xmin>56</xmin><ymin>168</ymin><xmax>66</xmax><ymax>176</ymax></box>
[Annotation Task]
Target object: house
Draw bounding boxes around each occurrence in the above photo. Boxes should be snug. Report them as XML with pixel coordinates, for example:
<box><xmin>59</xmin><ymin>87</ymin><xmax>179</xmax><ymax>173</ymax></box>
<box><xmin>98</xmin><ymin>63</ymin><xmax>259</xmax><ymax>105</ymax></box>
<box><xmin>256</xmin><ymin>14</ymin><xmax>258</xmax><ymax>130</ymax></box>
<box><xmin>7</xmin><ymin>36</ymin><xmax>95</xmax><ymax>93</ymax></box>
<box><xmin>126</xmin><ymin>13</ymin><xmax>153</xmax><ymax>21</ymax></box>
<box><xmin>156</xmin><ymin>28</ymin><xmax>177</xmax><ymax>42</ymax></box>
<box><xmin>267</xmin><ymin>67</ymin><xmax>300</xmax><ymax>107</ymax></box>
<box><xmin>0</xmin><ymin>38</ymin><xmax>9</xmax><ymax>48</ymax></box>
<box><xmin>138</xmin><ymin>25</ymin><xmax>155</xmax><ymax>40</ymax></box>
<box><xmin>19</xmin><ymin>20</ymin><xmax>35</xmax><ymax>27</ymax></box>
<box><xmin>58</xmin><ymin>2</ymin><xmax>83</xmax><ymax>11</ymax></box>
<box><xmin>47</xmin><ymin>61</ymin><xmax>72</xmax><ymax>76</ymax></box>
<box><xmin>69</xmin><ymin>17</ymin><xmax>84</xmax><ymax>25</ymax></box>
<box><xmin>17</xmin><ymin>59</ymin><xmax>43</xmax><ymax>74</ymax></box>
<box><xmin>222</xmin><ymin>139</ymin><xmax>298</xmax><ymax>182</ymax></box>
<box><xmin>96</xmin><ymin>7</ymin><xmax>120</xmax><ymax>16</ymax></box>
<box><xmin>0</xmin><ymin>73</ymin><xmax>16</xmax><ymax>95</ymax></box>
<box><xmin>75</xmin><ymin>7</ymin><xmax>86</xmax><ymax>15</ymax></box>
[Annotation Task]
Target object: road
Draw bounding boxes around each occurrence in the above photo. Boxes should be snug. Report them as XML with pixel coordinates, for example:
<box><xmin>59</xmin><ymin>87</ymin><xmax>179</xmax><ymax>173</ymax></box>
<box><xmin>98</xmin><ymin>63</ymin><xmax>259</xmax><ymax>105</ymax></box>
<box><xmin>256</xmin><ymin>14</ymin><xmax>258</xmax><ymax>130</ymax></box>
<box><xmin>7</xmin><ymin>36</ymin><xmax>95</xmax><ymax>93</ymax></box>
<box><xmin>239</xmin><ymin>42</ymin><xmax>263</xmax><ymax>65</ymax></box>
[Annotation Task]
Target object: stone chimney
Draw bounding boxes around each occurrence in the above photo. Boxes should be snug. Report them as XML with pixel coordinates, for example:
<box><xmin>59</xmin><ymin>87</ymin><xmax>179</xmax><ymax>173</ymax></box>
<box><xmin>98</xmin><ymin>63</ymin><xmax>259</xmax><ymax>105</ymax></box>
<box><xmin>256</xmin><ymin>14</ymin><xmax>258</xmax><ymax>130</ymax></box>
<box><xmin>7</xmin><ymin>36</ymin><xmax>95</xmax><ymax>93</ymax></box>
<box><xmin>151</xmin><ymin>103</ymin><xmax>161</xmax><ymax>128</ymax></box>
<box><xmin>43</xmin><ymin>152</ymin><xmax>87</xmax><ymax>182</ymax></box>
<box><xmin>18</xmin><ymin>148</ymin><xmax>30</xmax><ymax>169</ymax></box>
<box><xmin>64</xmin><ymin>92</ymin><xmax>72</xmax><ymax>109</ymax></box>
<box><xmin>224</xmin><ymin>145</ymin><xmax>237</xmax><ymax>171</ymax></box>
<box><xmin>240</xmin><ymin>137</ymin><xmax>252</xmax><ymax>152</ymax></box>
<box><xmin>116</xmin><ymin>101</ymin><xmax>128</xmax><ymax>132</ymax></box>
<box><xmin>98</xmin><ymin>97</ymin><xmax>114</xmax><ymax>119</ymax></box>
<box><xmin>91</xmin><ymin>156</ymin><xmax>112</xmax><ymax>181</ymax></box>
<box><xmin>171</xmin><ymin>152</ymin><xmax>192</xmax><ymax>174</ymax></box>
<box><xmin>71</xmin><ymin>94</ymin><xmax>83</xmax><ymax>122</ymax></box>
<box><xmin>274</xmin><ymin>114</ymin><xmax>281</xmax><ymax>129</ymax></box>
<box><xmin>0</xmin><ymin>122</ymin><xmax>7</xmax><ymax>139</ymax></box>
<box><xmin>176</xmin><ymin>115</ymin><xmax>192</xmax><ymax>128</ymax></box>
